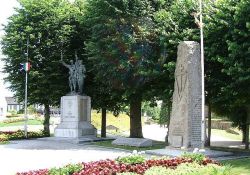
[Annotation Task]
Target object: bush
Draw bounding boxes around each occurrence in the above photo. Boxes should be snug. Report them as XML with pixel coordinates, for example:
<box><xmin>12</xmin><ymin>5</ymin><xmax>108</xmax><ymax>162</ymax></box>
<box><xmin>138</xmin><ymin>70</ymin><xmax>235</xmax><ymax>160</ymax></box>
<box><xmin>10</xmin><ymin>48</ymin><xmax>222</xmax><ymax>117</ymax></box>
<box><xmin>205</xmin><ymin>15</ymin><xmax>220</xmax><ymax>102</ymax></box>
<box><xmin>181</xmin><ymin>152</ymin><xmax>205</xmax><ymax>164</ymax></box>
<box><xmin>116</xmin><ymin>153</ymin><xmax>146</xmax><ymax>164</ymax></box>
<box><xmin>0</xmin><ymin>130</ymin><xmax>48</xmax><ymax>140</ymax></box>
<box><xmin>49</xmin><ymin>163</ymin><xmax>83</xmax><ymax>175</ymax></box>
<box><xmin>144</xmin><ymin>166</ymin><xmax>170</xmax><ymax>175</ymax></box>
<box><xmin>144</xmin><ymin>163</ymin><xmax>231</xmax><ymax>175</ymax></box>
<box><xmin>3</xmin><ymin>117</ymin><xmax>25</xmax><ymax>123</ymax></box>
<box><xmin>0</xmin><ymin>134</ymin><xmax>9</xmax><ymax>144</ymax></box>
<box><xmin>17</xmin><ymin>156</ymin><xmax>227</xmax><ymax>175</ymax></box>
<box><xmin>5</xmin><ymin>114</ymin><xmax>21</xmax><ymax>118</ymax></box>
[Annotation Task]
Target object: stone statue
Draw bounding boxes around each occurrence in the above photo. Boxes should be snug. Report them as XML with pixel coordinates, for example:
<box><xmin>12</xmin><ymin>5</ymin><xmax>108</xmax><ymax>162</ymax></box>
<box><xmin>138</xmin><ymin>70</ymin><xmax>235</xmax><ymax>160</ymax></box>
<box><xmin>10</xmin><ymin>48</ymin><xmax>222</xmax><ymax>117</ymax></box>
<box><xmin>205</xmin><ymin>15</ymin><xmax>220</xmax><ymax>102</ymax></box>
<box><xmin>75</xmin><ymin>52</ymin><xmax>86</xmax><ymax>94</ymax></box>
<box><xmin>60</xmin><ymin>59</ymin><xmax>77</xmax><ymax>93</ymax></box>
<box><xmin>60</xmin><ymin>51</ymin><xmax>86</xmax><ymax>95</ymax></box>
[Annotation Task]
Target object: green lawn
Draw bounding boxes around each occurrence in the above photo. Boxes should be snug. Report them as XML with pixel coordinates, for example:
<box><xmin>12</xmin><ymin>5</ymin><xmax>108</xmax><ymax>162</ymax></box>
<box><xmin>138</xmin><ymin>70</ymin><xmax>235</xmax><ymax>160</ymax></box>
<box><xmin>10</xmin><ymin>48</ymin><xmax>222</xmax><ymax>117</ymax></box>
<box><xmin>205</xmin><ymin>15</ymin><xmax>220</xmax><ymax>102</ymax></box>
<box><xmin>212</xmin><ymin>129</ymin><xmax>250</xmax><ymax>141</ymax></box>
<box><xmin>0</xmin><ymin>119</ymin><xmax>43</xmax><ymax>127</ymax></box>
<box><xmin>221</xmin><ymin>158</ymin><xmax>250</xmax><ymax>175</ymax></box>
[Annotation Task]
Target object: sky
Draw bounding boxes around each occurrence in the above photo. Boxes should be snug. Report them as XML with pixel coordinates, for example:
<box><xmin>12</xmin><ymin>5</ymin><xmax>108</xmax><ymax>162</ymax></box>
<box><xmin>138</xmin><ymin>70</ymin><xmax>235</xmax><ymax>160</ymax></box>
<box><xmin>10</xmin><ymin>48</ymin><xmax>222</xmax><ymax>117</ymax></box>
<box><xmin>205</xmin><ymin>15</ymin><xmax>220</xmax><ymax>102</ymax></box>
<box><xmin>0</xmin><ymin>0</ymin><xmax>20</xmax><ymax>99</ymax></box>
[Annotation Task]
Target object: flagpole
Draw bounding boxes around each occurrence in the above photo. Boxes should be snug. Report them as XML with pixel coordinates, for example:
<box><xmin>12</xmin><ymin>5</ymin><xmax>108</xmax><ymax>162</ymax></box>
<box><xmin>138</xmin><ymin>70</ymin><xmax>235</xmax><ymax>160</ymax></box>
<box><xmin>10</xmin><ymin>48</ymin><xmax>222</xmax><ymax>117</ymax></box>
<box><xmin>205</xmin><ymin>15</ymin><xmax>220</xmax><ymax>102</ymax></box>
<box><xmin>199</xmin><ymin>0</ymin><xmax>205</xmax><ymax>149</ymax></box>
<box><xmin>24</xmin><ymin>36</ymin><xmax>29</xmax><ymax>138</ymax></box>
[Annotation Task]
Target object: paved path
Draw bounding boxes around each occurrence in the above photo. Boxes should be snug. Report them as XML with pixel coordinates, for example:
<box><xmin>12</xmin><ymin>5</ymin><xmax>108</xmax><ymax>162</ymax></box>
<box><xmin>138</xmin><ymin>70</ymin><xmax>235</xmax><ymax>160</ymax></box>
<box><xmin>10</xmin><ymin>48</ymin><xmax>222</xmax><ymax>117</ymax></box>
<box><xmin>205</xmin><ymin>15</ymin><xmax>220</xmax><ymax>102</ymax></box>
<box><xmin>0</xmin><ymin>140</ymin><xmax>129</xmax><ymax>175</ymax></box>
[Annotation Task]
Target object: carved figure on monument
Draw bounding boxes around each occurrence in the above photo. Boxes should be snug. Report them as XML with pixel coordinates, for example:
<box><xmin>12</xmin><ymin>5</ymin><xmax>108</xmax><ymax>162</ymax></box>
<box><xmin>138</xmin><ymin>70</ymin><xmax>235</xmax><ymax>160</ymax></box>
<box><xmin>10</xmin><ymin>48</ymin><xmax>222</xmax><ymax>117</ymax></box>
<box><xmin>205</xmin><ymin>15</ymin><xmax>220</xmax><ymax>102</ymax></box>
<box><xmin>168</xmin><ymin>41</ymin><xmax>202</xmax><ymax>148</ymax></box>
<box><xmin>75</xmin><ymin>52</ymin><xmax>86</xmax><ymax>94</ymax></box>
<box><xmin>60</xmin><ymin>51</ymin><xmax>86</xmax><ymax>95</ymax></box>
<box><xmin>60</xmin><ymin>59</ymin><xmax>77</xmax><ymax>93</ymax></box>
<box><xmin>175</xmin><ymin>64</ymin><xmax>187</xmax><ymax>101</ymax></box>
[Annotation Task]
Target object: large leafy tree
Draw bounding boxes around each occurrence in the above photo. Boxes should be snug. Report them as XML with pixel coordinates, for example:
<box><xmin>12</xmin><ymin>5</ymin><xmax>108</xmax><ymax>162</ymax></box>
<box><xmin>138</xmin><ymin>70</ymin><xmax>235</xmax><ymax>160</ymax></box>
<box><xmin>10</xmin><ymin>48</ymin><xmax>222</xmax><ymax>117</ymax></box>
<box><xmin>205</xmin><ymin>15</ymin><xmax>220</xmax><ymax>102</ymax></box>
<box><xmin>1</xmin><ymin>0</ymin><xmax>82</xmax><ymax>135</ymax></box>
<box><xmin>85</xmin><ymin>0</ymin><xmax>168</xmax><ymax>138</ymax></box>
<box><xmin>204</xmin><ymin>0</ymin><xmax>250</xmax><ymax>148</ymax></box>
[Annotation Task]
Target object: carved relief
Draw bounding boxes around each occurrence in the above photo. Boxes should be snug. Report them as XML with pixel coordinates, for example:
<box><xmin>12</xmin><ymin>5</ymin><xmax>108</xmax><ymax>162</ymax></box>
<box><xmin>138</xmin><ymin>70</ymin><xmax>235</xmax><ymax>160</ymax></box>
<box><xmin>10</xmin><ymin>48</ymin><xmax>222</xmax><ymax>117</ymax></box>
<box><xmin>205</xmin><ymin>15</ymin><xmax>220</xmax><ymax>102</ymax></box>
<box><xmin>175</xmin><ymin>64</ymin><xmax>187</xmax><ymax>102</ymax></box>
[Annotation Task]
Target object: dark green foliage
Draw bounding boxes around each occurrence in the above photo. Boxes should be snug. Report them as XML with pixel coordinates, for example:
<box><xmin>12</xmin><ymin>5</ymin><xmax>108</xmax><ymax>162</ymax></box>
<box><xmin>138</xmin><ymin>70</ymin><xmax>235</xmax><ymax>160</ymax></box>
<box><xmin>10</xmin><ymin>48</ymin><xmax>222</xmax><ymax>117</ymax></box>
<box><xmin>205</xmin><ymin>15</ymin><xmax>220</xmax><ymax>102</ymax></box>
<box><xmin>159</xmin><ymin>101</ymin><xmax>170</xmax><ymax>126</ymax></box>
<box><xmin>84</xmin><ymin>0</ymin><xmax>168</xmax><ymax>137</ymax></box>
<box><xmin>204</xmin><ymin>0</ymin><xmax>250</xmax><ymax>147</ymax></box>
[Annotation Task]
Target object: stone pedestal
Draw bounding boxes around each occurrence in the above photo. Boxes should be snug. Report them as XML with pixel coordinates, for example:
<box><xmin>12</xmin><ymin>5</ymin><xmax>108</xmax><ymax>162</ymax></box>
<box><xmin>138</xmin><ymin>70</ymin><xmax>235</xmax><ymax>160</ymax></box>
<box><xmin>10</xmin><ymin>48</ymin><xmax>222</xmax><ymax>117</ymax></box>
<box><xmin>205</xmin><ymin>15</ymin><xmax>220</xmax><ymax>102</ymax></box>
<box><xmin>54</xmin><ymin>95</ymin><xmax>97</xmax><ymax>138</ymax></box>
<box><xmin>168</xmin><ymin>41</ymin><xmax>203</xmax><ymax>148</ymax></box>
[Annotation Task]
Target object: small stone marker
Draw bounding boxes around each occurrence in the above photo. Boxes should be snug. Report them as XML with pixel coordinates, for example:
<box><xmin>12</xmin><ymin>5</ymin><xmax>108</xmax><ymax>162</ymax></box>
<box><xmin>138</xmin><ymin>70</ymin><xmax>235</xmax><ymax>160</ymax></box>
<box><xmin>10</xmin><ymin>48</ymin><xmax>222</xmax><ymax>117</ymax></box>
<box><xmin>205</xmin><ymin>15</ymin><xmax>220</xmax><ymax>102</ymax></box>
<box><xmin>168</xmin><ymin>41</ymin><xmax>203</xmax><ymax>148</ymax></box>
<box><xmin>112</xmin><ymin>138</ymin><xmax>153</xmax><ymax>147</ymax></box>
<box><xmin>172</xmin><ymin>136</ymin><xmax>183</xmax><ymax>148</ymax></box>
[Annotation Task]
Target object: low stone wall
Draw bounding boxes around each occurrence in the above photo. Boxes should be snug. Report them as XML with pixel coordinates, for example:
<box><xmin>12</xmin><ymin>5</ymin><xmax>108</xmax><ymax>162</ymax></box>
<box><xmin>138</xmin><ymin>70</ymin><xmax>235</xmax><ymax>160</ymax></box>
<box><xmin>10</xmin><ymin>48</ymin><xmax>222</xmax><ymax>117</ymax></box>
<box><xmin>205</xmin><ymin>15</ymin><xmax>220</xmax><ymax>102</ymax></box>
<box><xmin>206</xmin><ymin>120</ymin><xmax>232</xmax><ymax>130</ymax></box>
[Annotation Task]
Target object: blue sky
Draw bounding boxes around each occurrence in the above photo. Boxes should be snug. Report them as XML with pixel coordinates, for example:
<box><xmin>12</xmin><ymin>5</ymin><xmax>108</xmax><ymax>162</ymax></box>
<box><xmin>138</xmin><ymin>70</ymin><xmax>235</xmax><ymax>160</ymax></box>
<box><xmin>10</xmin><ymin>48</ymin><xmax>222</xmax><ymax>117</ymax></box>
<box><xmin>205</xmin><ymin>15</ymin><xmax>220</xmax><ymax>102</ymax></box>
<box><xmin>0</xmin><ymin>0</ymin><xmax>19</xmax><ymax>98</ymax></box>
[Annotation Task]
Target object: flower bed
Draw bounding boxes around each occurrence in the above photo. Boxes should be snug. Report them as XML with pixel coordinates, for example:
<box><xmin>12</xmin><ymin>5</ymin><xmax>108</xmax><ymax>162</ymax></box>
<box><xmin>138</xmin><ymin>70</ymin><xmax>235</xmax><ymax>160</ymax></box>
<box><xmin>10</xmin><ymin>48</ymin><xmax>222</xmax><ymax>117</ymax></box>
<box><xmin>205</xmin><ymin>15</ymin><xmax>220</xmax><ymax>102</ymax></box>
<box><xmin>3</xmin><ymin>117</ymin><xmax>25</xmax><ymax>123</ymax></box>
<box><xmin>16</xmin><ymin>153</ymin><xmax>230</xmax><ymax>175</ymax></box>
<box><xmin>0</xmin><ymin>130</ymin><xmax>48</xmax><ymax>143</ymax></box>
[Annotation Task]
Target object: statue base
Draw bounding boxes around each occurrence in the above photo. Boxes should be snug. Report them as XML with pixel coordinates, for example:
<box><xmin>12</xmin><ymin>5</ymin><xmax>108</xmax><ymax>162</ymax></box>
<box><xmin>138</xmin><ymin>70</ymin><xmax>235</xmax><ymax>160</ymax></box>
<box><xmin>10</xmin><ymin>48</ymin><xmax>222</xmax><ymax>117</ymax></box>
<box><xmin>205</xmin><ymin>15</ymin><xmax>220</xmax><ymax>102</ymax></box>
<box><xmin>54</xmin><ymin>95</ymin><xmax>97</xmax><ymax>138</ymax></box>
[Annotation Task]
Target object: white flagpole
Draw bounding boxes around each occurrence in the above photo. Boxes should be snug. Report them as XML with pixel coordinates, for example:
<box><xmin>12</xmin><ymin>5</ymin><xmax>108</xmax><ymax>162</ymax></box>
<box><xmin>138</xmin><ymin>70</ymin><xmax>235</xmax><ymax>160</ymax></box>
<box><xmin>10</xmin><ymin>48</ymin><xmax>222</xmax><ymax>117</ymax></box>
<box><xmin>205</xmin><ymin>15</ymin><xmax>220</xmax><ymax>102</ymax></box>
<box><xmin>24</xmin><ymin>36</ymin><xmax>29</xmax><ymax>138</ymax></box>
<box><xmin>199</xmin><ymin>0</ymin><xmax>205</xmax><ymax>148</ymax></box>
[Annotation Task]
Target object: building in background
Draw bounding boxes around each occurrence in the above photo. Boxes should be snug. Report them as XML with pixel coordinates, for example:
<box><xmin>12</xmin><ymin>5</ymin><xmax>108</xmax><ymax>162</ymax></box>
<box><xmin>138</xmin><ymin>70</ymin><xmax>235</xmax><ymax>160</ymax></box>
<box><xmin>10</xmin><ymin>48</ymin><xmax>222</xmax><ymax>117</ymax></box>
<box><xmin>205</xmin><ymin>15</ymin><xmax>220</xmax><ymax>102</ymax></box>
<box><xmin>5</xmin><ymin>97</ymin><xmax>23</xmax><ymax>113</ymax></box>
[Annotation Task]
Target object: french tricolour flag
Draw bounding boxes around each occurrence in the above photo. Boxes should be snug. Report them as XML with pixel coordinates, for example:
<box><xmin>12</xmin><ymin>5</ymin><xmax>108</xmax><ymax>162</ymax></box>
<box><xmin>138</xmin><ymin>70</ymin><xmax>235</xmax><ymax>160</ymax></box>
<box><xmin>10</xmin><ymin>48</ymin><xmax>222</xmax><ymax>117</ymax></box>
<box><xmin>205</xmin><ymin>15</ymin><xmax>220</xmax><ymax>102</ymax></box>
<box><xmin>22</xmin><ymin>62</ymin><xmax>31</xmax><ymax>72</ymax></box>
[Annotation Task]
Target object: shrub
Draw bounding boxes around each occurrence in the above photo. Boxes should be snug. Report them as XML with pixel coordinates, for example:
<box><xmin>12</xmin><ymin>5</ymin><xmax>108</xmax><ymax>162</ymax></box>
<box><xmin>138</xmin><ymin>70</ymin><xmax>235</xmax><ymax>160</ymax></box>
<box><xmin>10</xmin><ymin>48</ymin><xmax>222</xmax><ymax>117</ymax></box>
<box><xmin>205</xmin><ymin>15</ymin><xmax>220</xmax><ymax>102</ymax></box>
<box><xmin>116</xmin><ymin>154</ymin><xmax>146</xmax><ymax>164</ymax></box>
<box><xmin>0</xmin><ymin>134</ymin><xmax>9</xmax><ymax>144</ymax></box>
<box><xmin>201</xmin><ymin>164</ymin><xmax>232</xmax><ymax>175</ymax></box>
<box><xmin>49</xmin><ymin>163</ymin><xmax>83</xmax><ymax>175</ymax></box>
<box><xmin>3</xmin><ymin>117</ymin><xmax>25</xmax><ymax>123</ymax></box>
<box><xmin>17</xmin><ymin>157</ymin><xmax>226</xmax><ymax>175</ymax></box>
<box><xmin>181</xmin><ymin>152</ymin><xmax>205</xmax><ymax>164</ymax></box>
<box><xmin>0</xmin><ymin>130</ymin><xmax>48</xmax><ymax>140</ymax></box>
<box><xmin>5</xmin><ymin>114</ymin><xmax>21</xmax><ymax>118</ymax></box>
<box><xmin>144</xmin><ymin>166</ymin><xmax>171</xmax><ymax>175</ymax></box>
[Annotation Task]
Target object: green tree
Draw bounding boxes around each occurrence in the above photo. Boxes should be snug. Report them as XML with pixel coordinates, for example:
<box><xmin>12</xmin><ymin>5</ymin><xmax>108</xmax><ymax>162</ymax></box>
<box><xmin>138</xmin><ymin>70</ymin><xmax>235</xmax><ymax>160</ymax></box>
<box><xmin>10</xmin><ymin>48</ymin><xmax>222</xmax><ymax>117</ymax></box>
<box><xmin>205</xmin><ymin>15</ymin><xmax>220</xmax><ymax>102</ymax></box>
<box><xmin>85</xmin><ymin>0</ymin><xmax>168</xmax><ymax>138</ymax></box>
<box><xmin>204</xmin><ymin>0</ymin><xmax>250</xmax><ymax>149</ymax></box>
<box><xmin>1</xmin><ymin>0</ymin><xmax>82</xmax><ymax>135</ymax></box>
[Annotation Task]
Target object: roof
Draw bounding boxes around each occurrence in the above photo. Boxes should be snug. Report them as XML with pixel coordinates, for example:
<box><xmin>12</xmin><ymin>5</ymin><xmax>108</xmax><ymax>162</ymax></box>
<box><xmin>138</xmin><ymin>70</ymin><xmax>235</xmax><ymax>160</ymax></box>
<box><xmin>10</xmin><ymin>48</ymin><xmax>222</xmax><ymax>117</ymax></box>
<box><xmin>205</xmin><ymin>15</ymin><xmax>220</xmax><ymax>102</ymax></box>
<box><xmin>5</xmin><ymin>97</ymin><xmax>22</xmax><ymax>105</ymax></box>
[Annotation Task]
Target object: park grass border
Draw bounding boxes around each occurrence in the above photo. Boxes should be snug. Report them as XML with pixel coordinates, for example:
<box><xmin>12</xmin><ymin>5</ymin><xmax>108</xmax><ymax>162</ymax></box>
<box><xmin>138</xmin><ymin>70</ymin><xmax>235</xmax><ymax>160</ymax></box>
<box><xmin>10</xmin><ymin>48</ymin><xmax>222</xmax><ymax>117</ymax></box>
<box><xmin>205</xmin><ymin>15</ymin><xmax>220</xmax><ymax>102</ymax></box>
<box><xmin>210</xmin><ymin>146</ymin><xmax>250</xmax><ymax>153</ymax></box>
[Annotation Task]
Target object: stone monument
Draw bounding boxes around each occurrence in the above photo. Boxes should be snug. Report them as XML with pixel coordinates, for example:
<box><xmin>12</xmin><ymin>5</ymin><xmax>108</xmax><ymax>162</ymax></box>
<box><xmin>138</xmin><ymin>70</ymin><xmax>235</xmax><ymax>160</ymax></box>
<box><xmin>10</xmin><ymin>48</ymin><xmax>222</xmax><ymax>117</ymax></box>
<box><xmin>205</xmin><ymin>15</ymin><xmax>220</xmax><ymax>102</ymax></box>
<box><xmin>168</xmin><ymin>41</ymin><xmax>202</xmax><ymax>148</ymax></box>
<box><xmin>54</xmin><ymin>52</ymin><xmax>96</xmax><ymax>139</ymax></box>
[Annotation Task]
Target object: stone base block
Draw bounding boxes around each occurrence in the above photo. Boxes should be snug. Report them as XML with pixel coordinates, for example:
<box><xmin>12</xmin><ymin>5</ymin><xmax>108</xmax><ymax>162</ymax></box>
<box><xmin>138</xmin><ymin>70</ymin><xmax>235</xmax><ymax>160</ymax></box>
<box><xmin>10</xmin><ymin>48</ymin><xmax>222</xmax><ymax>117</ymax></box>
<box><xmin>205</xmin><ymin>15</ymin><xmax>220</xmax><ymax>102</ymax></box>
<box><xmin>112</xmin><ymin>138</ymin><xmax>152</xmax><ymax>147</ymax></box>
<box><xmin>54</xmin><ymin>128</ymin><xmax>96</xmax><ymax>138</ymax></box>
<box><xmin>55</xmin><ymin>122</ymin><xmax>97</xmax><ymax>138</ymax></box>
<box><xmin>170</xmin><ymin>135</ymin><xmax>183</xmax><ymax>148</ymax></box>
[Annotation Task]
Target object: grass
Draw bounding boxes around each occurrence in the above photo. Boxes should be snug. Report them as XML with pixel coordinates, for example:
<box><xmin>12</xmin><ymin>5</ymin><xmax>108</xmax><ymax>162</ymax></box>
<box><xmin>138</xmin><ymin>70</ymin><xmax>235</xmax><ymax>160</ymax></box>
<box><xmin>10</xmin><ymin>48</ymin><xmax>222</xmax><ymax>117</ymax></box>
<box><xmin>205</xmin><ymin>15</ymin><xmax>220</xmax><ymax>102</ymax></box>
<box><xmin>91</xmin><ymin>111</ymin><xmax>130</xmax><ymax>132</ymax></box>
<box><xmin>212</xmin><ymin>128</ymin><xmax>250</xmax><ymax>141</ymax></box>
<box><xmin>0</xmin><ymin>141</ymin><xmax>9</xmax><ymax>145</ymax></box>
<box><xmin>221</xmin><ymin>158</ymin><xmax>250</xmax><ymax>175</ymax></box>
<box><xmin>211</xmin><ymin>146</ymin><xmax>250</xmax><ymax>153</ymax></box>
<box><xmin>0</xmin><ymin>119</ymin><xmax>43</xmax><ymax>127</ymax></box>
<box><xmin>93</xmin><ymin>140</ymin><xmax>166</xmax><ymax>151</ymax></box>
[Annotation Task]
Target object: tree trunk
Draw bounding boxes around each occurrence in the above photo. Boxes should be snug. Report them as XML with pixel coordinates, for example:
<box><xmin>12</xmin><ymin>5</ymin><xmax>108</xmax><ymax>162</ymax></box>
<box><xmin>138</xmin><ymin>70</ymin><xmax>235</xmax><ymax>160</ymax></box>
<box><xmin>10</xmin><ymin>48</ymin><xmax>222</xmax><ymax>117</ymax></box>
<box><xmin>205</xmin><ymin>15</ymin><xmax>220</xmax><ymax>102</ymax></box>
<box><xmin>242</xmin><ymin>124</ymin><xmax>247</xmax><ymax>144</ymax></box>
<box><xmin>245</xmin><ymin>106</ymin><xmax>250</xmax><ymax>149</ymax></box>
<box><xmin>165</xmin><ymin>101</ymin><xmax>171</xmax><ymax>145</ymax></box>
<box><xmin>206</xmin><ymin>103</ymin><xmax>212</xmax><ymax>147</ymax></box>
<box><xmin>130</xmin><ymin>95</ymin><xmax>143</xmax><ymax>138</ymax></box>
<box><xmin>43</xmin><ymin>104</ymin><xmax>50</xmax><ymax>136</ymax></box>
<box><xmin>101</xmin><ymin>108</ymin><xmax>107</xmax><ymax>138</ymax></box>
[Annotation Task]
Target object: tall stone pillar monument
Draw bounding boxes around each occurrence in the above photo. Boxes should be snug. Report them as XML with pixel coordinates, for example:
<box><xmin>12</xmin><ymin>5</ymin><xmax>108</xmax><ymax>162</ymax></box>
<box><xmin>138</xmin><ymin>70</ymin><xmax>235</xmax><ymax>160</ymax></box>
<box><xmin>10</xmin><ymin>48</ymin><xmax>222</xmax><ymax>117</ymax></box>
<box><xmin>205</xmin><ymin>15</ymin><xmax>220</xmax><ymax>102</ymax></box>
<box><xmin>168</xmin><ymin>41</ymin><xmax>202</xmax><ymax>148</ymax></box>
